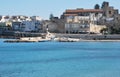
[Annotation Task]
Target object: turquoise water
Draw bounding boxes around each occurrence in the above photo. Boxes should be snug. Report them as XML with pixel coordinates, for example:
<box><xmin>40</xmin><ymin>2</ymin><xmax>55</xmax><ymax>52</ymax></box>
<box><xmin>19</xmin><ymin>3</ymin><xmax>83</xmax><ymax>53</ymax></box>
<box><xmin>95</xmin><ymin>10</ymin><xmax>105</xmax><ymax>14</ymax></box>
<box><xmin>0</xmin><ymin>39</ymin><xmax>120</xmax><ymax>77</ymax></box>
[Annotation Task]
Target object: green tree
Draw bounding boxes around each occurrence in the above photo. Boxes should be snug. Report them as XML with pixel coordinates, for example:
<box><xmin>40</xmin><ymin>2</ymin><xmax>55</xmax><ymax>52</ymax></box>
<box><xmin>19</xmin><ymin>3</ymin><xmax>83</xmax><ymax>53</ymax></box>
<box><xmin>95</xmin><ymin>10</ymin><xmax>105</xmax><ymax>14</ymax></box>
<box><xmin>49</xmin><ymin>13</ymin><xmax>54</xmax><ymax>20</ymax></box>
<box><xmin>94</xmin><ymin>4</ymin><xmax>100</xmax><ymax>9</ymax></box>
<box><xmin>100</xmin><ymin>28</ymin><xmax>108</xmax><ymax>34</ymax></box>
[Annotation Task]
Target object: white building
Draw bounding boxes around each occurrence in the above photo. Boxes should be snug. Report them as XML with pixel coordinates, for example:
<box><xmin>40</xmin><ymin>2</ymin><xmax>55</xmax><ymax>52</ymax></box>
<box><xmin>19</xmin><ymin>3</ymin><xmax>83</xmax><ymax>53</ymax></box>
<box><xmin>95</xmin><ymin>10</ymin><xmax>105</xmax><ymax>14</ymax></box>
<box><xmin>63</xmin><ymin>9</ymin><xmax>104</xmax><ymax>34</ymax></box>
<box><xmin>0</xmin><ymin>16</ymin><xmax>10</xmax><ymax>22</ymax></box>
<box><xmin>0</xmin><ymin>15</ymin><xmax>44</xmax><ymax>32</ymax></box>
<box><xmin>31</xmin><ymin>16</ymin><xmax>42</xmax><ymax>21</ymax></box>
<box><xmin>65</xmin><ymin>23</ymin><xmax>89</xmax><ymax>33</ymax></box>
<box><xmin>20</xmin><ymin>20</ymin><xmax>42</xmax><ymax>32</ymax></box>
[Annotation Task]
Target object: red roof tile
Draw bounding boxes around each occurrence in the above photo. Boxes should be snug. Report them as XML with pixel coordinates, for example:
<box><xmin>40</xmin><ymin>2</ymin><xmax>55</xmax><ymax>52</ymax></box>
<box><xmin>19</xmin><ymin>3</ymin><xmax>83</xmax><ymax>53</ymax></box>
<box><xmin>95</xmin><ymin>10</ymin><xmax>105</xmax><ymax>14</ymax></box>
<box><xmin>66</xmin><ymin>9</ymin><xmax>103</xmax><ymax>13</ymax></box>
<box><xmin>64</xmin><ymin>14</ymin><xmax>78</xmax><ymax>16</ymax></box>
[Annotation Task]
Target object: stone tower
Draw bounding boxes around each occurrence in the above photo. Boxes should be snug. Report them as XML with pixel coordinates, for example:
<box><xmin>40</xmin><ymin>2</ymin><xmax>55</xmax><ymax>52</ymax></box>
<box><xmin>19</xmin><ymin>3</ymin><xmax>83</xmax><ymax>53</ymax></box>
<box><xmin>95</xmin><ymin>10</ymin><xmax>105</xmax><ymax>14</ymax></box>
<box><xmin>102</xmin><ymin>1</ymin><xmax>119</xmax><ymax>18</ymax></box>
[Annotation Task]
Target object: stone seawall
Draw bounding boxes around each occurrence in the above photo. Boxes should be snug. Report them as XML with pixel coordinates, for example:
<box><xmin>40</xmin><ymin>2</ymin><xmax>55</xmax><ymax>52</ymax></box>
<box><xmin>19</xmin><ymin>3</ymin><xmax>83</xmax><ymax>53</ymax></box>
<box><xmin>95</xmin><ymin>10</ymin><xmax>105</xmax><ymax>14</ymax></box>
<box><xmin>1</xmin><ymin>33</ymin><xmax>120</xmax><ymax>40</ymax></box>
<box><xmin>55</xmin><ymin>34</ymin><xmax>120</xmax><ymax>40</ymax></box>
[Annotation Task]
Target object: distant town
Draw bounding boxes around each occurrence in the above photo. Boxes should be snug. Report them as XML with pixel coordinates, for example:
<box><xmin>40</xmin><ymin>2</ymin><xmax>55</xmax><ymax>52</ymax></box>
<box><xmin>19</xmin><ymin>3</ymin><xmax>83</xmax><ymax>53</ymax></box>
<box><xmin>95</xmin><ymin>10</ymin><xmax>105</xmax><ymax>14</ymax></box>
<box><xmin>0</xmin><ymin>1</ymin><xmax>120</xmax><ymax>40</ymax></box>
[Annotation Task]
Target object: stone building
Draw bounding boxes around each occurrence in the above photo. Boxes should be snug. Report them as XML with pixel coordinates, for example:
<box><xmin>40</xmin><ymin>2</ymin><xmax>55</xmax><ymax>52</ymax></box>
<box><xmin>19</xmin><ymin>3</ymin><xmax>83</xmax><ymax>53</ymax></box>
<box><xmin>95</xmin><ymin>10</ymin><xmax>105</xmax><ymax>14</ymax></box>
<box><xmin>61</xmin><ymin>8</ymin><xmax>105</xmax><ymax>34</ymax></box>
<box><xmin>90</xmin><ymin>23</ymin><xmax>106</xmax><ymax>33</ymax></box>
<box><xmin>42</xmin><ymin>18</ymin><xmax>65</xmax><ymax>33</ymax></box>
<box><xmin>102</xmin><ymin>1</ymin><xmax>119</xmax><ymax>18</ymax></box>
<box><xmin>60</xmin><ymin>1</ymin><xmax>120</xmax><ymax>34</ymax></box>
<box><xmin>100</xmin><ymin>1</ymin><xmax>120</xmax><ymax>34</ymax></box>
<box><xmin>61</xmin><ymin>8</ymin><xmax>103</xmax><ymax>19</ymax></box>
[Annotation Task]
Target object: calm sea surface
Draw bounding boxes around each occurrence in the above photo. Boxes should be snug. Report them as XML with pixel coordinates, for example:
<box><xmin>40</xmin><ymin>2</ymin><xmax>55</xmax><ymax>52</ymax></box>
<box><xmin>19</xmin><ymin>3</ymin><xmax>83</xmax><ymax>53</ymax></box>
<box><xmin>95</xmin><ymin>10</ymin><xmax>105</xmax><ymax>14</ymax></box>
<box><xmin>0</xmin><ymin>39</ymin><xmax>120</xmax><ymax>77</ymax></box>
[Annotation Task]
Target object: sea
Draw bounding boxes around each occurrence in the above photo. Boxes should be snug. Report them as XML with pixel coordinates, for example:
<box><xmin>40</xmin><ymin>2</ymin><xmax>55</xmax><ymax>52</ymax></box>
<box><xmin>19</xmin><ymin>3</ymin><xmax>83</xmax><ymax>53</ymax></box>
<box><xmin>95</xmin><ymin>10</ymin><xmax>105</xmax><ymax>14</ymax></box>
<box><xmin>0</xmin><ymin>39</ymin><xmax>120</xmax><ymax>77</ymax></box>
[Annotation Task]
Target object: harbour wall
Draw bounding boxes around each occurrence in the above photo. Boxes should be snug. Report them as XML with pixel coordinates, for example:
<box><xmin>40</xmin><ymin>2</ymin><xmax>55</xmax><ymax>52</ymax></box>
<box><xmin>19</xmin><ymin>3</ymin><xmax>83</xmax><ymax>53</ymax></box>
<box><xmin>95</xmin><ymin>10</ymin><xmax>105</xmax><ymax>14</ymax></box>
<box><xmin>55</xmin><ymin>34</ymin><xmax>120</xmax><ymax>40</ymax></box>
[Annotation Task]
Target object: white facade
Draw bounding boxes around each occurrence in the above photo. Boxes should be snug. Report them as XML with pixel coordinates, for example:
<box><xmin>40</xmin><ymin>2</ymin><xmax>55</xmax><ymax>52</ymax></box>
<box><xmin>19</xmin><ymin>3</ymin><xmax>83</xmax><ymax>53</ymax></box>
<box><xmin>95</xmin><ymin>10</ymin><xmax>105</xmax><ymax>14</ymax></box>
<box><xmin>65</xmin><ymin>13</ymin><xmax>103</xmax><ymax>34</ymax></box>
<box><xmin>31</xmin><ymin>16</ymin><xmax>42</xmax><ymax>21</ymax></box>
<box><xmin>66</xmin><ymin>13</ymin><xmax>103</xmax><ymax>23</ymax></box>
<box><xmin>20</xmin><ymin>20</ymin><xmax>42</xmax><ymax>32</ymax></box>
<box><xmin>0</xmin><ymin>16</ymin><xmax>10</xmax><ymax>22</ymax></box>
<box><xmin>65</xmin><ymin>23</ymin><xmax>89</xmax><ymax>33</ymax></box>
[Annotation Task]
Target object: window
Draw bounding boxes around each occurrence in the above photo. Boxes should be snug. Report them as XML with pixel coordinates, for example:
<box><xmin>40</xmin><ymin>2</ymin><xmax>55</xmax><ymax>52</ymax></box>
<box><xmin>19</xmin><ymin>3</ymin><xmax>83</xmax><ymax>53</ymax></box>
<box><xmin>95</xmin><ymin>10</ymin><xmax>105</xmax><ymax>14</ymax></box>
<box><xmin>109</xmin><ymin>11</ymin><xmax>112</xmax><ymax>14</ymax></box>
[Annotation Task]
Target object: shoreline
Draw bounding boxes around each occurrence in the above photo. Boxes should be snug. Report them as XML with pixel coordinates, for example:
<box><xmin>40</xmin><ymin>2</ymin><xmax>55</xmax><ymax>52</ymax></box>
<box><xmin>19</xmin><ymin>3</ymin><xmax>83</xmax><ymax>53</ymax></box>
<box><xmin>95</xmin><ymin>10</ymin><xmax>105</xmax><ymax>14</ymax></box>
<box><xmin>3</xmin><ymin>39</ymin><xmax>120</xmax><ymax>43</ymax></box>
<box><xmin>79</xmin><ymin>39</ymin><xmax>120</xmax><ymax>42</ymax></box>
<box><xmin>1</xmin><ymin>34</ymin><xmax>120</xmax><ymax>42</ymax></box>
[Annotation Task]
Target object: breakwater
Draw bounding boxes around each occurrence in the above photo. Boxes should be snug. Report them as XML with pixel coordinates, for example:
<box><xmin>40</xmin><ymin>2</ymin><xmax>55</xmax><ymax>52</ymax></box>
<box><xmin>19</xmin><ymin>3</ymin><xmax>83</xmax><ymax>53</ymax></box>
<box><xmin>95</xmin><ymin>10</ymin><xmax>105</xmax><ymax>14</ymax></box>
<box><xmin>1</xmin><ymin>33</ymin><xmax>120</xmax><ymax>40</ymax></box>
<box><xmin>55</xmin><ymin>34</ymin><xmax>120</xmax><ymax>40</ymax></box>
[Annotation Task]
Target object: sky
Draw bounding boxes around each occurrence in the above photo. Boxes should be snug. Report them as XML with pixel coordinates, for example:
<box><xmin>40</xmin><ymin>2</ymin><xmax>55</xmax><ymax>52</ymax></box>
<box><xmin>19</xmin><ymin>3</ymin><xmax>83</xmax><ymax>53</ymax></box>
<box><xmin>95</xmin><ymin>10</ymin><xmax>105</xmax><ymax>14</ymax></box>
<box><xmin>0</xmin><ymin>0</ymin><xmax>120</xmax><ymax>19</ymax></box>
